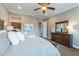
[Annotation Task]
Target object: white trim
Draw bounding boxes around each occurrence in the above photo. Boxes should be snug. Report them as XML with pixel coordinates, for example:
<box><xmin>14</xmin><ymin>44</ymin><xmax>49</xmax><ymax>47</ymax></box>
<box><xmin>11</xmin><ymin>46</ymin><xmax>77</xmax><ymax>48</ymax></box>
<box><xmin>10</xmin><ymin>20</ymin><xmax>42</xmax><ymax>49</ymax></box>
<box><xmin>73</xmin><ymin>45</ymin><xmax>79</xmax><ymax>49</ymax></box>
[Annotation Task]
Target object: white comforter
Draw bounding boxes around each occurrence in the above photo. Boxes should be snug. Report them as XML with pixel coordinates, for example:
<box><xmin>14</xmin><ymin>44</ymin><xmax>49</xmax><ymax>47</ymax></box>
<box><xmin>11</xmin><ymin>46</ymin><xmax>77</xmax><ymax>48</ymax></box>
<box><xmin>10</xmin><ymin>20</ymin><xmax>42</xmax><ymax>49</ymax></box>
<box><xmin>4</xmin><ymin>36</ymin><xmax>60</xmax><ymax>56</ymax></box>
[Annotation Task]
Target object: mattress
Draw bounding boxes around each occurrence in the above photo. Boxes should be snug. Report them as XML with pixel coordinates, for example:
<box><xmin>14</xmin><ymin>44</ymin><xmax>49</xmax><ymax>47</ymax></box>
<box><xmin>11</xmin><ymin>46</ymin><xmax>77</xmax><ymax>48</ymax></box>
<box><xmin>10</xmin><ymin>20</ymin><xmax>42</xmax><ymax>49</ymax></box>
<box><xmin>4</xmin><ymin>36</ymin><xmax>60</xmax><ymax>56</ymax></box>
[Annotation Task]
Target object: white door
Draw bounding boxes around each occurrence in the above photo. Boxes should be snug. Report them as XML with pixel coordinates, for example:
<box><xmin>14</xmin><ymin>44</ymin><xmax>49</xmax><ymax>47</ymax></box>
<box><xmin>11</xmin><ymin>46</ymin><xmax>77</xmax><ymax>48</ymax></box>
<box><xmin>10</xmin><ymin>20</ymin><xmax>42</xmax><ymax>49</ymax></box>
<box><xmin>42</xmin><ymin>21</ymin><xmax>47</xmax><ymax>38</ymax></box>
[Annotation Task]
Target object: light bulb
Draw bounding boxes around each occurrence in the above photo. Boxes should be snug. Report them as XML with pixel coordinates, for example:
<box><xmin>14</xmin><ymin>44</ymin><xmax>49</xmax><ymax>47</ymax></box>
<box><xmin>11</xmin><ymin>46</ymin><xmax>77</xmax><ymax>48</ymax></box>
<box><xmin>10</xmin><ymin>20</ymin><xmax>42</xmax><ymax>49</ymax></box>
<box><xmin>41</xmin><ymin>7</ymin><xmax>47</xmax><ymax>10</ymax></box>
<box><xmin>17</xmin><ymin>6</ymin><xmax>22</xmax><ymax>10</ymax></box>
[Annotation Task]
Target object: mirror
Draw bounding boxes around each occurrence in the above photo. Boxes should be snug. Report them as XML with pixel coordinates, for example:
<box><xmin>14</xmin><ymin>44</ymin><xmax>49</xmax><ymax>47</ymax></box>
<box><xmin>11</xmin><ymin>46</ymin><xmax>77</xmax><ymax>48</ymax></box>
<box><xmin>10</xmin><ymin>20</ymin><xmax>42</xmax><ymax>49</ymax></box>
<box><xmin>55</xmin><ymin>21</ymin><xmax>68</xmax><ymax>33</ymax></box>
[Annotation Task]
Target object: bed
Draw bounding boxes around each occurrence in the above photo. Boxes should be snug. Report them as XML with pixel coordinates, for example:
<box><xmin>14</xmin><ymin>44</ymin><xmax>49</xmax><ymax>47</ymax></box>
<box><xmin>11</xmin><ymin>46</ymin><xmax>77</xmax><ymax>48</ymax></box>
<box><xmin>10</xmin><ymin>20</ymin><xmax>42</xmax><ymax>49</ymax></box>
<box><xmin>0</xmin><ymin>32</ymin><xmax>60</xmax><ymax>56</ymax></box>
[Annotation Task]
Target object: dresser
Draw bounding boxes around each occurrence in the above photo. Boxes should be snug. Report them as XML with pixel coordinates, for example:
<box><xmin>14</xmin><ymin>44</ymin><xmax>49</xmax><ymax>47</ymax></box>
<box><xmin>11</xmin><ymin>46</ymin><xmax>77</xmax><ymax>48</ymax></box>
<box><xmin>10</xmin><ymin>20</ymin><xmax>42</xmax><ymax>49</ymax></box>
<box><xmin>51</xmin><ymin>32</ymin><xmax>72</xmax><ymax>47</ymax></box>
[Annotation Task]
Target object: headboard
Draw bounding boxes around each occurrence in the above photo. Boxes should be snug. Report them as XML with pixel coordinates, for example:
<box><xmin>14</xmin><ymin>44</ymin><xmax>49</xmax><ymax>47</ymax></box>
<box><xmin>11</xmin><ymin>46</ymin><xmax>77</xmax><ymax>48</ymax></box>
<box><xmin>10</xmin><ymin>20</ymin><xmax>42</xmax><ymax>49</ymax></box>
<box><xmin>11</xmin><ymin>22</ymin><xmax>21</xmax><ymax>29</ymax></box>
<box><xmin>0</xmin><ymin>20</ymin><xmax>4</xmax><ymax>30</ymax></box>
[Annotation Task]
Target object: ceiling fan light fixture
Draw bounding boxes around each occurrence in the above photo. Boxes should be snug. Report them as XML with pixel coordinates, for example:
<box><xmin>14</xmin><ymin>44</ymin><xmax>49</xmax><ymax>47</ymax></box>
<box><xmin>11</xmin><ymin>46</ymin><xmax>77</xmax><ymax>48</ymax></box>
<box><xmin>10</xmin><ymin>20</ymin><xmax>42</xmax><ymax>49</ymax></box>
<box><xmin>17</xmin><ymin>6</ymin><xmax>22</xmax><ymax>10</ymax></box>
<box><xmin>45</xmin><ymin>13</ymin><xmax>47</xmax><ymax>16</ymax></box>
<box><xmin>41</xmin><ymin>7</ymin><xmax>47</xmax><ymax>10</ymax></box>
<box><xmin>34</xmin><ymin>3</ymin><xmax>55</xmax><ymax>14</ymax></box>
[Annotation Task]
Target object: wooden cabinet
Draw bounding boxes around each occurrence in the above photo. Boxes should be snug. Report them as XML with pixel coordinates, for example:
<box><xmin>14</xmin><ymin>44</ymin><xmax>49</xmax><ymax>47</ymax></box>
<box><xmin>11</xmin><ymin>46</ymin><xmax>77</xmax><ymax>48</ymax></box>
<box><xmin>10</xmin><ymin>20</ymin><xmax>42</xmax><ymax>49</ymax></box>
<box><xmin>51</xmin><ymin>32</ymin><xmax>72</xmax><ymax>47</ymax></box>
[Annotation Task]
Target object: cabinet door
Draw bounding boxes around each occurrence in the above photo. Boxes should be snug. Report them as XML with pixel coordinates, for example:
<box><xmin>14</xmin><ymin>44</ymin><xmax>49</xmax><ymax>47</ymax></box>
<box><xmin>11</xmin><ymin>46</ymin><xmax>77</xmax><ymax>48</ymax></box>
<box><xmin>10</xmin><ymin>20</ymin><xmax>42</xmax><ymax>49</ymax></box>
<box><xmin>51</xmin><ymin>33</ymin><xmax>63</xmax><ymax>44</ymax></box>
<box><xmin>51</xmin><ymin>33</ymin><xmax>55</xmax><ymax>41</ymax></box>
<box><xmin>55</xmin><ymin>34</ymin><xmax>63</xmax><ymax>44</ymax></box>
<box><xmin>63</xmin><ymin>35</ymin><xmax>70</xmax><ymax>42</ymax></box>
<box><xmin>63</xmin><ymin>35</ymin><xmax>70</xmax><ymax>47</ymax></box>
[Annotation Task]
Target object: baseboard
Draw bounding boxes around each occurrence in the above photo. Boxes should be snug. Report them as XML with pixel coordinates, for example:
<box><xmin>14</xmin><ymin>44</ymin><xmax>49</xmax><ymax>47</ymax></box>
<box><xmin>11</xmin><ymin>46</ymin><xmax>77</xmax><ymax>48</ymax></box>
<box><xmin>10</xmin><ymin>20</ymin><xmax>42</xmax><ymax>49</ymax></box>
<box><xmin>40</xmin><ymin>36</ymin><xmax>48</xmax><ymax>39</ymax></box>
<box><xmin>73</xmin><ymin>45</ymin><xmax>79</xmax><ymax>49</ymax></box>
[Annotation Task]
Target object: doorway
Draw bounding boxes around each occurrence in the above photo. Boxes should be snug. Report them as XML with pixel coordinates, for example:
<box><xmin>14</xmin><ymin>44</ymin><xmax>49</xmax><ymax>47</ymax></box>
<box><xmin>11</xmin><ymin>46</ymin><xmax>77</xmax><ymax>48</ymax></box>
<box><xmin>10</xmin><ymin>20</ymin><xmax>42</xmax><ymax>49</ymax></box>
<box><xmin>38</xmin><ymin>21</ymin><xmax>48</xmax><ymax>38</ymax></box>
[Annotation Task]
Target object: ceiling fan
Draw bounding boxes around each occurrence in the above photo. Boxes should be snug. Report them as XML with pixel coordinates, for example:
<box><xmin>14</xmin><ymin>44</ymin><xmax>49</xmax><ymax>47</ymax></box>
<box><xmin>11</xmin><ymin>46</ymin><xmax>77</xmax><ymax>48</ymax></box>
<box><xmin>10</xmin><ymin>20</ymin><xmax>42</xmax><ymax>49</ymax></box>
<box><xmin>33</xmin><ymin>3</ymin><xmax>55</xmax><ymax>14</ymax></box>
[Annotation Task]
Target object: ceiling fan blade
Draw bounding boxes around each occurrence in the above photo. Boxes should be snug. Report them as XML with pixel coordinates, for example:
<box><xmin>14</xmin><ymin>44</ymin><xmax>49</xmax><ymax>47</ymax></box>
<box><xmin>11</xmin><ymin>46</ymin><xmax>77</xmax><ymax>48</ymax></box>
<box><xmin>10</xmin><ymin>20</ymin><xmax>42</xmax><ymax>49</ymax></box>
<box><xmin>47</xmin><ymin>7</ymin><xmax>55</xmax><ymax>10</ymax></box>
<box><xmin>33</xmin><ymin>8</ymin><xmax>41</xmax><ymax>11</ymax></box>
<box><xmin>38</xmin><ymin>3</ymin><xmax>41</xmax><ymax>5</ymax></box>
<box><xmin>38</xmin><ymin>3</ymin><xmax>50</xmax><ymax>5</ymax></box>
<box><xmin>43</xmin><ymin>10</ymin><xmax>45</xmax><ymax>14</ymax></box>
<box><xmin>47</xmin><ymin>3</ymin><xmax>51</xmax><ymax>5</ymax></box>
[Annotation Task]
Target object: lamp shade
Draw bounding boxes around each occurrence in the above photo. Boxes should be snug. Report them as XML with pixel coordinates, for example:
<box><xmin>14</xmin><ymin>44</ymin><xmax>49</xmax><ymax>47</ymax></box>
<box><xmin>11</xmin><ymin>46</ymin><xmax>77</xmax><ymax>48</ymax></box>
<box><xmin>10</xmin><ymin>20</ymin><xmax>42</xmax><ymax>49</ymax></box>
<box><xmin>66</xmin><ymin>25</ymin><xmax>74</xmax><ymax>31</ymax></box>
<box><xmin>6</xmin><ymin>25</ymin><xmax>14</xmax><ymax>32</ymax></box>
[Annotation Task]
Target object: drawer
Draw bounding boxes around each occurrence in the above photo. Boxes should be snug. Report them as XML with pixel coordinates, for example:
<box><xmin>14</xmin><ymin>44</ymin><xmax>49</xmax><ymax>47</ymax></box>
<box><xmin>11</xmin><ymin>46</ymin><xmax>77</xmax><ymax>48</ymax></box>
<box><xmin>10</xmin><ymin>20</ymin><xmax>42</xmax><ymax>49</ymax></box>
<box><xmin>63</xmin><ymin>43</ymin><xmax>70</xmax><ymax>47</ymax></box>
<box><xmin>51</xmin><ymin>32</ymin><xmax>72</xmax><ymax>47</ymax></box>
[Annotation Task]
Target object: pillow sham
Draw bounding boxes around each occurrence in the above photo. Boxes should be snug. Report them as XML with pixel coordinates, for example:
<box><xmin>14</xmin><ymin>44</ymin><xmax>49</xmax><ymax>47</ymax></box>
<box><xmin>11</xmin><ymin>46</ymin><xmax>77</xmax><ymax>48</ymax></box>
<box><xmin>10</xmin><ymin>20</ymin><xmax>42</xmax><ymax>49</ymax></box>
<box><xmin>16</xmin><ymin>32</ymin><xmax>25</xmax><ymax>41</ymax></box>
<box><xmin>0</xmin><ymin>32</ymin><xmax>10</xmax><ymax>55</ymax></box>
<box><xmin>8</xmin><ymin>32</ymin><xmax>20</xmax><ymax>46</ymax></box>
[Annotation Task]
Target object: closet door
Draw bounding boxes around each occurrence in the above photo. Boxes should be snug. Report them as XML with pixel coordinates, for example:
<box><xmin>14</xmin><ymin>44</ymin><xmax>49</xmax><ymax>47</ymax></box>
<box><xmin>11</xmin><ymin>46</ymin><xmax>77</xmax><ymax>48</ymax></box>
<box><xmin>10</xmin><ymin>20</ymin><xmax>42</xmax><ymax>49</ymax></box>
<box><xmin>42</xmin><ymin>21</ymin><xmax>47</xmax><ymax>38</ymax></box>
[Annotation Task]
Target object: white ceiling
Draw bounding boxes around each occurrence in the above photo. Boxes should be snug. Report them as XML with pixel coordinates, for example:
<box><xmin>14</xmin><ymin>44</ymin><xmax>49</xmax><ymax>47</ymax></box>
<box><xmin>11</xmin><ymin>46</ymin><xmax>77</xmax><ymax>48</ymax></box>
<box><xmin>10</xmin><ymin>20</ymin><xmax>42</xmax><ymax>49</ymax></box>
<box><xmin>3</xmin><ymin>3</ymin><xmax>79</xmax><ymax>20</ymax></box>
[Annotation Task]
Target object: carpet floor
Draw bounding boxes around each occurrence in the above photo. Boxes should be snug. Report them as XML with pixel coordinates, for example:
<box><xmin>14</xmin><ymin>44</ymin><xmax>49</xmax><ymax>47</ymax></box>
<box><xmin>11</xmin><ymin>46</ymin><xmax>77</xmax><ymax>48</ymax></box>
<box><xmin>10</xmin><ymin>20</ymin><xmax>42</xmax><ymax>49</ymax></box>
<box><xmin>48</xmin><ymin>40</ymin><xmax>79</xmax><ymax>56</ymax></box>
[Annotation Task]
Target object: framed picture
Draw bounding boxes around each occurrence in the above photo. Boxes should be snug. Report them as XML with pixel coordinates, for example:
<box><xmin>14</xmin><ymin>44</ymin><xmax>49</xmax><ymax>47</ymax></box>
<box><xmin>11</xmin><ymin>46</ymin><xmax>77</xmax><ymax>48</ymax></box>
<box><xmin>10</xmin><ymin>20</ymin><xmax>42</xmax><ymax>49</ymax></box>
<box><xmin>24</xmin><ymin>24</ymin><xmax>33</xmax><ymax>30</ymax></box>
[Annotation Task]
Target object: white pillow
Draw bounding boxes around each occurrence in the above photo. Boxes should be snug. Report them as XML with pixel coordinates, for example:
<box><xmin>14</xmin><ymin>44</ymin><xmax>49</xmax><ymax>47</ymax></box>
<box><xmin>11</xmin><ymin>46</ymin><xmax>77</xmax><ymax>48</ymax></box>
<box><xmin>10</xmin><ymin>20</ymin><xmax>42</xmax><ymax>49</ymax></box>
<box><xmin>16</xmin><ymin>32</ymin><xmax>25</xmax><ymax>41</ymax></box>
<box><xmin>8</xmin><ymin>32</ymin><xmax>20</xmax><ymax>46</ymax></box>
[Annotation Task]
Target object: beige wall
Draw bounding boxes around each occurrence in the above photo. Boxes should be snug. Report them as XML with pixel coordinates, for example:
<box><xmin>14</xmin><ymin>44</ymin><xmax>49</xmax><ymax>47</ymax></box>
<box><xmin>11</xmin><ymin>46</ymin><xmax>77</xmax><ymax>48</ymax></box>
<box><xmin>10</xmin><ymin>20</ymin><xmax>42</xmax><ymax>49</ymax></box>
<box><xmin>8</xmin><ymin>13</ymin><xmax>40</xmax><ymax>36</ymax></box>
<box><xmin>47</xmin><ymin>5</ymin><xmax>79</xmax><ymax>48</ymax></box>
<box><xmin>21</xmin><ymin>15</ymin><xmax>39</xmax><ymax>36</ymax></box>
<box><xmin>0</xmin><ymin>4</ymin><xmax>9</xmax><ymax>27</ymax></box>
<box><xmin>0</xmin><ymin>4</ymin><xmax>40</xmax><ymax>36</ymax></box>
